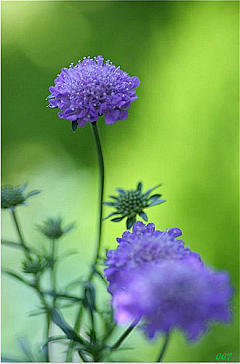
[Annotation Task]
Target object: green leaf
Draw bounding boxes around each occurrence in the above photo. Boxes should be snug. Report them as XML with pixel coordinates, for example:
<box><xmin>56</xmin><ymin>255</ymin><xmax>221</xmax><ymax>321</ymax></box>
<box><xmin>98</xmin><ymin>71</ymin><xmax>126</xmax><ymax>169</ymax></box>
<box><xmin>83</xmin><ymin>282</ymin><xmax>96</xmax><ymax>311</ymax></box>
<box><xmin>28</xmin><ymin>307</ymin><xmax>46</xmax><ymax>317</ymax></box>
<box><xmin>64</xmin><ymin>277</ymin><xmax>83</xmax><ymax>291</ymax></box>
<box><xmin>103</xmin><ymin>202</ymin><xmax>115</xmax><ymax>206</ymax></box>
<box><xmin>137</xmin><ymin>182</ymin><xmax>142</xmax><ymax>192</ymax></box>
<box><xmin>26</xmin><ymin>190</ymin><xmax>41</xmax><ymax>199</ymax></box>
<box><xmin>18</xmin><ymin>338</ymin><xmax>36</xmax><ymax>362</ymax></box>
<box><xmin>111</xmin><ymin>216</ymin><xmax>125</xmax><ymax>222</ymax></box>
<box><xmin>42</xmin><ymin>335</ymin><xmax>67</xmax><ymax>354</ymax></box>
<box><xmin>116</xmin><ymin>188</ymin><xmax>125</xmax><ymax>194</ymax></box>
<box><xmin>148</xmin><ymin>199</ymin><xmax>166</xmax><ymax>207</ymax></box>
<box><xmin>57</xmin><ymin>249</ymin><xmax>78</xmax><ymax>263</ymax></box>
<box><xmin>144</xmin><ymin>183</ymin><xmax>162</xmax><ymax>197</ymax></box>
<box><xmin>2</xmin><ymin>269</ymin><xmax>33</xmax><ymax>287</ymax></box>
<box><xmin>1</xmin><ymin>239</ymin><xmax>32</xmax><ymax>252</ymax></box>
<box><xmin>148</xmin><ymin>193</ymin><xmax>162</xmax><ymax>201</ymax></box>
<box><xmin>139</xmin><ymin>211</ymin><xmax>148</xmax><ymax>222</ymax></box>
<box><xmin>102</xmin><ymin>212</ymin><xmax>118</xmax><ymax>220</ymax></box>
<box><xmin>51</xmin><ymin>309</ymin><xmax>85</xmax><ymax>345</ymax></box>
<box><xmin>72</xmin><ymin>121</ymin><xmax>78</xmax><ymax>132</ymax></box>
<box><xmin>109</xmin><ymin>195</ymin><xmax>118</xmax><ymax>200</ymax></box>
<box><xmin>1</xmin><ymin>356</ymin><xmax>26</xmax><ymax>362</ymax></box>
<box><xmin>126</xmin><ymin>217</ymin><xmax>136</xmax><ymax>229</ymax></box>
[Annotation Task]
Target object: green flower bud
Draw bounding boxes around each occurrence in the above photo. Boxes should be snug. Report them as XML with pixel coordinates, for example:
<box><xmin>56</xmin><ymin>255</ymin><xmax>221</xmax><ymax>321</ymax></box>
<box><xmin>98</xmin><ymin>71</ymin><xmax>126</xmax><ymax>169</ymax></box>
<box><xmin>37</xmin><ymin>217</ymin><xmax>75</xmax><ymax>240</ymax></box>
<box><xmin>1</xmin><ymin>184</ymin><xmax>40</xmax><ymax>210</ymax></box>
<box><xmin>22</xmin><ymin>255</ymin><xmax>48</xmax><ymax>274</ymax></box>
<box><xmin>103</xmin><ymin>182</ymin><xmax>166</xmax><ymax>229</ymax></box>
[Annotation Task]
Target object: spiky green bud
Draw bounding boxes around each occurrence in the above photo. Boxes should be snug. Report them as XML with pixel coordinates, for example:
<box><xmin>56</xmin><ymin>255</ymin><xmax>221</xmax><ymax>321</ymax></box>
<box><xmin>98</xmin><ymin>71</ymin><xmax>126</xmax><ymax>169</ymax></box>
<box><xmin>22</xmin><ymin>255</ymin><xmax>48</xmax><ymax>274</ymax></box>
<box><xmin>103</xmin><ymin>182</ymin><xmax>166</xmax><ymax>229</ymax></box>
<box><xmin>1</xmin><ymin>184</ymin><xmax>40</xmax><ymax>210</ymax></box>
<box><xmin>37</xmin><ymin>217</ymin><xmax>75</xmax><ymax>240</ymax></box>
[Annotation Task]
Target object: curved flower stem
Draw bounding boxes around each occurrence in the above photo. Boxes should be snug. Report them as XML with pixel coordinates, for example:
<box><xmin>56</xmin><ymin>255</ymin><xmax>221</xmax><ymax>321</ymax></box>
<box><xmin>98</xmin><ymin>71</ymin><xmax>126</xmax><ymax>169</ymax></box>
<box><xmin>10</xmin><ymin>209</ymin><xmax>30</xmax><ymax>259</ymax></box>
<box><xmin>156</xmin><ymin>332</ymin><xmax>170</xmax><ymax>362</ymax></box>
<box><xmin>110</xmin><ymin>318</ymin><xmax>139</xmax><ymax>351</ymax></box>
<box><xmin>66</xmin><ymin>122</ymin><xmax>105</xmax><ymax>362</ymax></box>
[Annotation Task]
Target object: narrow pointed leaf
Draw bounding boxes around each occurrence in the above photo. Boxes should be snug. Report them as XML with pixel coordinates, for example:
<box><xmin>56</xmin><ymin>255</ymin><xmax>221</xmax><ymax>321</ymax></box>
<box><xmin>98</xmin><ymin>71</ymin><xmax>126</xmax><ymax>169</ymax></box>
<box><xmin>111</xmin><ymin>216</ymin><xmax>125</xmax><ymax>222</ymax></box>
<box><xmin>109</xmin><ymin>195</ymin><xmax>118</xmax><ymax>200</ymax></box>
<box><xmin>2</xmin><ymin>270</ymin><xmax>33</xmax><ymax>287</ymax></box>
<box><xmin>126</xmin><ymin>217</ymin><xmax>136</xmax><ymax>230</ymax></box>
<box><xmin>137</xmin><ymin>182</ymin><xmax>142</xmax><ymax>192</ymax></box>
<box><xmin>72</xmin><ymin>120</ymin><xmax>78</xmax><ymax>132</ymax></box>
<box><xmin>28</xmin><ymin>307</ymin><xmax>46</xmax><ymax>317</ymax></box>
<box><xmin>148</xmin><ymin>199</ymin><xmax>166</xmax><ymax>207</ymax></box>
<box><xmin>42</xmin><ymin>335</ymin><xmax>67</xmax><ymax>353</ymax></box>
<box><xmin>26</xmin><ymin>190</ymin><xmax>41</xmax><ymax>199</ymax></box>
<box><xmin>51</xmin><ymin>309</ymin><xmax>85</xmax><ymax>344</ymax></box>
<box><xmin>148</xmin><ymin>194</ymin><xmax>162</xmax><ymax>202</ymax></box>
<box><xmin>103</xmin><ymin>202</ymin><xmax>115</xmax><ymax>206</ymax></box>
<box><xmin>116</xmin><ymin>188</ymin><xmax>125</xmax><ymax>194</ymax></box>
<box><xmin>1</xmin><ymin>356</ymin><xmax>26</xmax><ymax>362</ymax></box>
<box><xmin>139</xmin><ymin>211</ymin><xmax>148</xmax><ymax>222</ymax></box>
<box><xmin>144</xmin><ymin>183</ymin><xmax>162</xmax><ymax>197</ymax></box>
<box><xmin>102</xmin><ymin>212</ymin><xmax>118</xmax><ymax>220</ymax></box>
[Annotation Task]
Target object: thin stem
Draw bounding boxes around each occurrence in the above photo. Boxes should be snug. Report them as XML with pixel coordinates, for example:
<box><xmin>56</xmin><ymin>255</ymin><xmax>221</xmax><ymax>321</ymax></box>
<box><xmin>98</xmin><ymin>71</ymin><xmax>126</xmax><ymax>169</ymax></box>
<box><xmin>47</xmin><ymin>239</ymin><xmax>57</xmax><ymax>361</ymax></box>
<box><xmin>50</xmin><ymin>239</ymin><xmax>57</xmax><ymax>307</ymax></box>
<box><xmin>90</xmin><ymin>122</ymin><xmax>105</xmax><ymax>265</ymax></box>
<box><xmin>111</xmin><ymin>318</ymin><xmax>139</xmax><ymax>351</ymax></box>
<box><xmin>66</xmin><ymin>122</ymin><xmax>105</xmax><ymax>361</ymax></box>
<box><xmin>35</xmin><ymin>276</ymin><xmax>51</xmax><ymax>362</ymax></box>
<box><xmin>10</xmin><ymin>209</ymin><xmax>30</xmax><ymax>259</ymax></box>
<box><xmin>156</xmin><ymin>332</ymin><xmax>170</xmax><ymax>362</ymax></box>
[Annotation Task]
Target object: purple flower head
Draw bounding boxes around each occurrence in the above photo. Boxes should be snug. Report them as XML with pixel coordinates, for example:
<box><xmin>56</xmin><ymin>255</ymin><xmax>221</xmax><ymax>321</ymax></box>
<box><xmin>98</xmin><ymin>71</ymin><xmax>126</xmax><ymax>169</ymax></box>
<box><xmin>48</xmin><ymin>55</ymin><xmax>140</xmax><ymax>129</ymax></box>
<box><xmin>105</xmin><ymin>222</ymin><xmax>202</xmax><ymax>281</ymax></box>
<box><xmin>105</xmin><ymin>222</ymin><xmax>233</xmax><ymax>341</ymax></box>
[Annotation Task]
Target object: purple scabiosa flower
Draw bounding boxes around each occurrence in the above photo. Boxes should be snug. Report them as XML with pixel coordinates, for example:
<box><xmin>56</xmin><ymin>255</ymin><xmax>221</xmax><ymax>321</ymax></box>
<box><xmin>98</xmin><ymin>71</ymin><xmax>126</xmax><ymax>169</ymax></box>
<box><xmin>47</xmin><ymin>56</ymin><xmax>140</xmax><ymax>130</ymax></box>
<box><xmin>105</xmin><ymin>222</ymin><xmax>233</xmax><ymax>341</ymax></box>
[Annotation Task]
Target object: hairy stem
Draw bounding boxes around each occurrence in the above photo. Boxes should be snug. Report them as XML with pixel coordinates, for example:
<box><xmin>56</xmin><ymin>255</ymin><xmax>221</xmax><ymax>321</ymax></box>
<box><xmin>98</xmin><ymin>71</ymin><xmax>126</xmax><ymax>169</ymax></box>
<box><xmin>156</xmin><ymin>332</ymin><xmax>170</xmax><ymax>362</ymax></box>
<box><xmin>66</xmin><ymin>122</ymin><xmax>105</xmax><ymax>361</ymax></box>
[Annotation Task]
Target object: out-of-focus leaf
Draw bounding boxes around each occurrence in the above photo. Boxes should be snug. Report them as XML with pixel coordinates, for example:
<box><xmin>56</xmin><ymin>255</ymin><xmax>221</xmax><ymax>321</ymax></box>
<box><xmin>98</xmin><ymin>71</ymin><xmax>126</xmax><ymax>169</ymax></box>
<box><xmin>148</xmin><ymin>199</ymin><xmax>166</xmax><ymax>207</ymax></box>
<box><xmin>18</xmin><ymin>339</ymin><xmax>36</xmax><ymax>362</ymax></box>
<box><xmin>51</xmin><ymin>309</ymin><xmax>85</xmax><ymax>345</ymax></box>
<box><xmin>2</xmin><ymin>269</ymin><xmax>33</xmax><ymax>287</ymax></box>
<box><xmin>42</xmin><ymin>335</ymin><xmax>68</xmax><ymax>353</ymax></box>
<box><xmin>28</xmin><ymin>307</ymin><xmax>46</xmax><ymax>317</ymax></box>
<box><xmin>1</xmin><ymin>356</ymin><xmax>27</xmax><ymax>362</ymax></box>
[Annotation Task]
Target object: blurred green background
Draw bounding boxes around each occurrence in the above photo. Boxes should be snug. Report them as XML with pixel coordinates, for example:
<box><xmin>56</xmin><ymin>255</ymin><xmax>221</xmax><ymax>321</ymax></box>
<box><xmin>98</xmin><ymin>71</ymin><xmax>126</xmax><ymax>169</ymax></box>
<box><xmin>1</xmin><ymin>1</ymin><xmax>239</xmax><ymax>362</ymax></box>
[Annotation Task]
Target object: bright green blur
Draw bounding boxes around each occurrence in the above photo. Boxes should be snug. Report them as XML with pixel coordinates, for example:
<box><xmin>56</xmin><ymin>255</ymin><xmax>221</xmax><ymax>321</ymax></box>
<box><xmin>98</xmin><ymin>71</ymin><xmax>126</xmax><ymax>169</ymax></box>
<box><xmin>1</xmin><ymin>1</ymin><xmax>239</xmax><ymax>362</ymax></box>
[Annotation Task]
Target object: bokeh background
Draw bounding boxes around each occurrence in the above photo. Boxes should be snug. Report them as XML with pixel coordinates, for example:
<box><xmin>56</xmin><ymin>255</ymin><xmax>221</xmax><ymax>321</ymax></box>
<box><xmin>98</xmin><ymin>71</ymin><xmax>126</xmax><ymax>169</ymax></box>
<box><xmin>1</xmin><ymin>1</ymin><xmax>239</xmax><ymax>362</ymax></box>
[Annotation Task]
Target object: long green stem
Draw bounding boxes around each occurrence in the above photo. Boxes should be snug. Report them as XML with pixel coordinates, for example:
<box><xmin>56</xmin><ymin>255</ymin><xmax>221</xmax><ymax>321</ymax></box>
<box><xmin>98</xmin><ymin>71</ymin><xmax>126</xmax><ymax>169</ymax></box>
<box><xmin>156</xmin><ymin>332</ymin><xmax>170</xmax><ymax>362</ymax></box>
<box><xmin>35</xmin><ymin>276</ymin><xmax>51</xmax><ymax>362</ymax></box>
<box><xmin>11</xmin><ymin>209</ymin><xmax>30</xmax><ymax>259</ymax></box>
<box><xmin>50</xmin><ymin>239</ymin><xmax>57</xmax><ymax>307</ymax></box>
<box><xmin>66</xmin><ymin>122</ymin><xmax>105</xmax><ymax>361</ymax></box>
